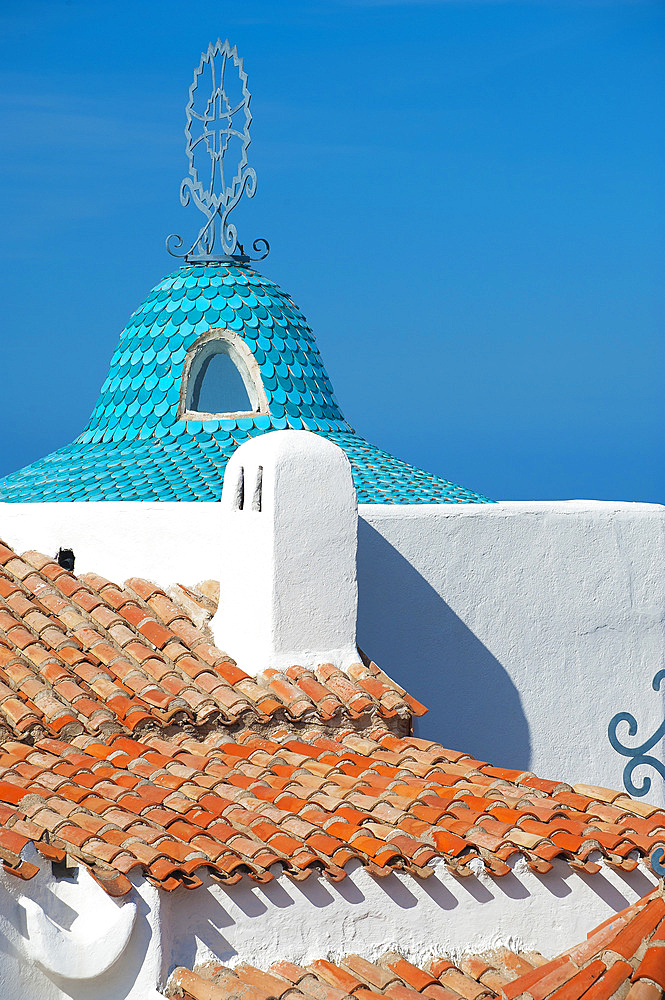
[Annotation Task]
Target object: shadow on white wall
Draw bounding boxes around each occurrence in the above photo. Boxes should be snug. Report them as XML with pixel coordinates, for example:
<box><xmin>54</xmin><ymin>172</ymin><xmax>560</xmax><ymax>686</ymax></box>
<box><xmin>161</xmin><ymin>856</ymin><xmax>657</xmax><ymax>977</ymax></box>
<box><xmin>356</xmin><ymin>519</ymin><xmax>532</xmax><ymax>770</ymax></box>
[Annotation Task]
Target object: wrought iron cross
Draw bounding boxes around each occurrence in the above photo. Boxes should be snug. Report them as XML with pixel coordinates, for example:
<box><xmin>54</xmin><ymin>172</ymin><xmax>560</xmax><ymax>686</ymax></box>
<box><xmin>166</xmin><ymin>39</ymin><xmax>269</xmax><ymax>263</ymax></box>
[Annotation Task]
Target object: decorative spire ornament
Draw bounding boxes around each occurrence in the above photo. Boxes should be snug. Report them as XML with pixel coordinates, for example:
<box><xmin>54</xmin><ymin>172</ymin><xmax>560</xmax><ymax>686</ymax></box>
<box><xmin>166</xmin><ymin>39</ymin><xmax>269</xmax><ymax>263</ymax></box>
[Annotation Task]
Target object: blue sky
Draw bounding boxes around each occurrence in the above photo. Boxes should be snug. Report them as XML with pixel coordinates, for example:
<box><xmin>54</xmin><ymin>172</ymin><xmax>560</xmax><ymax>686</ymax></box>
<box><xmin>1</xmin><ymin>0</ymin><xmax>663</xmax><ymax>502</ymax></box>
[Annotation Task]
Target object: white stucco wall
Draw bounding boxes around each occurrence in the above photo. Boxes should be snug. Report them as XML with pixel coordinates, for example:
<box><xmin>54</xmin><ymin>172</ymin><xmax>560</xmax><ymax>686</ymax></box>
<box><xmin>211</xmin><ymin>431</ymin><xmax>360</xmax><ymax>674</ymax></box>
<box><xmin>358</xmin><ymin>501</ymin><xmax>665</xmax><ymax>802</ymax></box>
<box><xmin>0</xmin><ymin>845</ymin><xmax>163</xmax><ymax>1000</ymax></box>
<box><xmin>1</xmin><ymin>498</ymin><xmax>664</xmax><ymax>802</ymax></box>
<box><xmin>0</xmin><ymin>850</ymin><xmax>655</xmax><ymax>1000</ymax></box>
<box><xmin>160</xmin><ymin>855</ymin><xmax>654</xmax><ymax>973</ymax></box>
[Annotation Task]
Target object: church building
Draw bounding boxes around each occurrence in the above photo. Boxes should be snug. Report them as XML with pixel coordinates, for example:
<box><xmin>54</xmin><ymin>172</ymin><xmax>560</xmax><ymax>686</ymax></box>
<box><xmin>0</xmin><ymin>39</ymin><xmax>664</xmax><ymax>1000</ymax></box>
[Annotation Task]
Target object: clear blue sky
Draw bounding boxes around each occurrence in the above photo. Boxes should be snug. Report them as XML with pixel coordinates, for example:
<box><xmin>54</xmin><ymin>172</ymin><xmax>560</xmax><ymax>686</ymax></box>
<box><xmin>1</xmin><ymin>0</ymin><xmax>663</xmax><ymax>502</ymax></box>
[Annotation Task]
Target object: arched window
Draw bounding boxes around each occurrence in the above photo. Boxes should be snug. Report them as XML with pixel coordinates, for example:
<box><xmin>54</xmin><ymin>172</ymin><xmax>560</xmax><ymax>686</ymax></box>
<box><xmin>180</xmin><ymin>329</ymin><xmax>268</xmax><ymax>419</ymax></box>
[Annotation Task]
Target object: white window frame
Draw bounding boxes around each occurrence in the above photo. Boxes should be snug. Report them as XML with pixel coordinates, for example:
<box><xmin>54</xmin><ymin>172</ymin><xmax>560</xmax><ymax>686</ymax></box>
<box><xmin>179</xmin><ymin>328</ymin><xmax>269</xmax><ymax>421</ymax></box>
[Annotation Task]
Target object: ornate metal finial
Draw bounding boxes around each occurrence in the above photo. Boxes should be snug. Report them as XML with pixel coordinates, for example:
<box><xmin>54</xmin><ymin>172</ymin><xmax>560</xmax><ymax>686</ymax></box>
<box><xmin>166</xmin><ymin>39</ymin><xmax>269</xmax><ymax>264</ymax></box>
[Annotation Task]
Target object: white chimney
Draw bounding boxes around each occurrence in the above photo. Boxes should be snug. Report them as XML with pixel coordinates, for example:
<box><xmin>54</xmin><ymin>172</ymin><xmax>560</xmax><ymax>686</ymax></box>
<box><xmin>210</xmin><ymin>430</ymin><xmax>360</xmax><ymax>675</ymax></box>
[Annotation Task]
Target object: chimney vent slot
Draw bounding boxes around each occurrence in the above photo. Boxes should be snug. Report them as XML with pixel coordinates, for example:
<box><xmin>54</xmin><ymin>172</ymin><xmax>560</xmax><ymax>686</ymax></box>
<box><xmin>252</xmin><ymin>466</ymin><xmax>263</xmax><ymax>512</ymax></box>
<box><xmin>236</xmin><ymin>467</ymin><xmax>245</xmax><ymax>510</ymax></box>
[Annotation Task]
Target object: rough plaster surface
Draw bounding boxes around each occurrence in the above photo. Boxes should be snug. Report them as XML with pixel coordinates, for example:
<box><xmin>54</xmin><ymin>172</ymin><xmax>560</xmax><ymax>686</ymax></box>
<box><xmin>211</xmin><ymin>431</ymin><xmax>359</xmax><ymax>674</ymax></box>
<box><xmin>0</xmin><ymin>846</ymin><xmax>162</xmax><ymax>999</ymax></box>
<box><xmin>20</xmin><ymin>891</ymin><xmax>136</xmax><ymax>979</ymax></box>
<box><xmin>358</xmin><ymin>501</ymin><xmax>665</xmax><ymax>802</ymax></box>
<box><xmin>0</xmin><ymin>499</ymin><xmax>664</xmax><ymax>800</ymax></box>
<box><xmin>161</xmin><ymin>857</ymin><xmax>655</xmax><ymax>972</ymax></box>
<box><xmin>0</xmin><ymin>852</ymin><xmax>655</xmax><ymax>999</ymax></box>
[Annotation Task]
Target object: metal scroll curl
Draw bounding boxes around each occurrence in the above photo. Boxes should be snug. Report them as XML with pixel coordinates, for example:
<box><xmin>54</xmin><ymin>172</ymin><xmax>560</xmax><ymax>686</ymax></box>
<box><xmin>608</xmin><ymin>669</ymin><xmax>665</xmax><ymax>798</ymax></box>
<box><xmin>249</xmin><ymin>238</ymin><xmax>270</xmax><ymax>261</ymax></box>
<box><xmin>165</xmin><ymin>38</ymin><xmax>269</xmax><ymax>263</ymax></box>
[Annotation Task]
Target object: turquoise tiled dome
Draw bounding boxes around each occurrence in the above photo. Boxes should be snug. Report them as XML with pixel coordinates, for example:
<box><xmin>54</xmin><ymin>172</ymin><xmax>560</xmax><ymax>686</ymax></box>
<box><xmin>0</xmin><ymin>262</ymin><xmax>491</xmax><ymax>503</ymax></box>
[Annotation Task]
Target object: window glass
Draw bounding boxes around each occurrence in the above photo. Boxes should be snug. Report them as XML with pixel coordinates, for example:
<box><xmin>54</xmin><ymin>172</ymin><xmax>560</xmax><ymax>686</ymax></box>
<box><xmin>189</xmin><ymin>346</ymin><xmax>253</xmax><ymax>413</ymax></box>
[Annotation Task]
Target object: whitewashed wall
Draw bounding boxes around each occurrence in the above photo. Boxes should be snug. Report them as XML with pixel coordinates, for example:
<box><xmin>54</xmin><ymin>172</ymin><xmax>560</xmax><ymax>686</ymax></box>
<box><xmin>0</xmin><ymin>846</ymin><xmax>163</xmax><ymax>1000</ymax></box>
<box><xmin>1</xmin><ymin>499</ymin><xmax>664</xmax><ymax>803</ymax></box>
<box><xmin>0</xmin><ymin>848</ymin><xmax>656</xmax><ymax>1000</ymax></box>
<box><xmin>211</xmin><ymin>430</ymin><xmax>360</xmax><ymax>675</ymax></box>
<box><xmin>358</xmin><ymin>501</ymin><xmax>665</xmax><ymax>803</ymax></box>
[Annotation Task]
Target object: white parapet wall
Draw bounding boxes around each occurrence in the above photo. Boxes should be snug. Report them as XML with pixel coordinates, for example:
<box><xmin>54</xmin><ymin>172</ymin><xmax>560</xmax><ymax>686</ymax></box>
<box><xmin>1</xmin><ymin>498</ymin><xmax>664</xmax><ymax>802</ymax></box>
<box><xmin>158</xmin><ymin>856</ymin><xmax>656</xmax><ymax>975</ymax></box>
<box><xmin>0</xmin><ymin>846</ymin><xmax>656</xmax><ymax>999</ymax></box>
<box><xmin>357</xmin><ymin>500</ymin><xmax>665</xmax><ymax>802</ymax></box>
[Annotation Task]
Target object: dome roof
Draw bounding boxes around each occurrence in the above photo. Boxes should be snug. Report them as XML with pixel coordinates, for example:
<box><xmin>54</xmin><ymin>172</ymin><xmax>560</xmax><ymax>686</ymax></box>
<box><xmin>0</xmin><ymin>262</ymin><xmax>491</xmax><ymax>503</ymax></box>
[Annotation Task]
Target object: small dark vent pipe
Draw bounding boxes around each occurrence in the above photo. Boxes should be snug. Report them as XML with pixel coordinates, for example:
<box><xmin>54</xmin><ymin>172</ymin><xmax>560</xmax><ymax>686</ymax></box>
<box><xmin>56</xmin><ymin>548</ymin><xmax>75</xmax><ymax>572</ymax></box>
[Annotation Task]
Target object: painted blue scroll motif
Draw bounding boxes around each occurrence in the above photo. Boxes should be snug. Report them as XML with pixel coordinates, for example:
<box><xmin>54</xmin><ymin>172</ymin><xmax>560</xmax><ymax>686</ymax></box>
<box><xmin>608</xmin><ymin>669</ymin><xmax>665</xmax><ymax>798</ymax></box>
<box><xmin>651</xmin><ymin>846</ymin><xmax>665</xmax><ymax>877</ymax></box>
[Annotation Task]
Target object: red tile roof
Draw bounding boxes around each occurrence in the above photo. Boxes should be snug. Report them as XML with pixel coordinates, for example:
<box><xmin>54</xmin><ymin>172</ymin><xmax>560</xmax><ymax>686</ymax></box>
<box><xmin>1</xmin><ymin>541</ymin><xmax>664</xmax><ymax>900</ymax></box>
<box><xmin>0</xmin><ymin>726</ymin><xmax>664</xmax><ymax>896</ymax></box>
<box><xmin>0</xmin><ymin>542</ymin><xmax>424</xmax><ymax>739</ymax></box>
<box><xmin>166</xmin><ymin>885</ymin><xmax>665</xmax><ymax>1000</ymax></box>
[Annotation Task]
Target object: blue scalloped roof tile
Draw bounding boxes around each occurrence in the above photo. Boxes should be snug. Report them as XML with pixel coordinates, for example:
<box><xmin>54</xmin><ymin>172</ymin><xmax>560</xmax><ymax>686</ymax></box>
<box><xmin>0</xmin><ymin>262</ymin><xmax>491</xmax><ymax>504</ymax></box>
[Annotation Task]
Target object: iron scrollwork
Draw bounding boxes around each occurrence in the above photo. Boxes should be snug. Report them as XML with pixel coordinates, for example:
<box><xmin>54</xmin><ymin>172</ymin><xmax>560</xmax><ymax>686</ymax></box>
<box><xmin>608</xmin><ymin>669</ymin><xmax>665</xmax><ymax>798</ymax></box>
<box><xmin>166</xmin><ymin>38</ymin><xmax>269</xmax><ymax>263</ymax></box>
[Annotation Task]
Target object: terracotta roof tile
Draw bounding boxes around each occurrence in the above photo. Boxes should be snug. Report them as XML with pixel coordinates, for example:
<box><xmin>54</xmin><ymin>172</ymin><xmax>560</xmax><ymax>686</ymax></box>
<box><xmin>627</xmin><ymin>983</ymin><xmax>663</xmax><ymax>1000</ymax></box>
<box><xmin>0</xmin><ymin>543</ymin><xmax>422</xmax><ymax>740</ymax></box>
<box><xmin>0</xmin><ymin>724</ymin><xmax>663</xmax><ymax>895</ymax></box>
<box><xmin>2</xmin><ymin>545</ymin><xmax>665</xmax><ymax>905</ymax></box>
<box><xmin>635</xmin><ymin>948</ymin><xmax>665</xmax><ymax>992</ymax></box>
